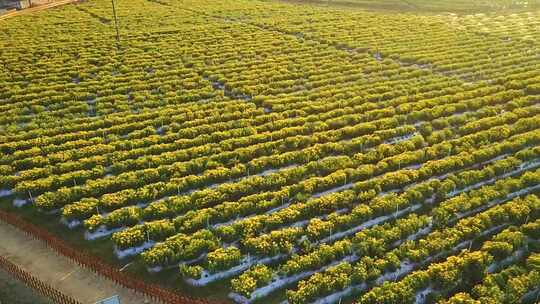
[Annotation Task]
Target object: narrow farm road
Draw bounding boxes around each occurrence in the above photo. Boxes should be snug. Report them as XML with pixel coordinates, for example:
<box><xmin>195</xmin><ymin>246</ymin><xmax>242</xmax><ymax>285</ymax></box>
<box><xmin>0</xmin><ymin>0</ymin><xmax>78</xmax><ymax>20</ymax></box>
<box><xmin>0</xmin><ymin>220</ymin><xmax>156</xmax><ymax>304</ymax></box>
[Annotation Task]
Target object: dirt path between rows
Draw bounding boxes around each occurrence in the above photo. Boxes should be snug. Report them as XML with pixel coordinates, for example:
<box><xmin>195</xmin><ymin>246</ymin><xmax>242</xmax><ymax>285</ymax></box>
<box><xmin>0</xmin><ymin>220</ymin><xmax>157</xmax><ymax>304</ymax></box>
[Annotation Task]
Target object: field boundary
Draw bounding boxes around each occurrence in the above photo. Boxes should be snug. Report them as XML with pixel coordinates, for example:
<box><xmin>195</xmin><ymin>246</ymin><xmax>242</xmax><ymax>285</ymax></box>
<box><xmin>0</xmin><ymin>210</ymin><xmax>224</xmax><ymax>304</ymax></box>
<box><xmin>0</xmin><ymin>0</ymin><xmax>78</xmax><ymax>20</ymax></box>
<box><xmin>0</xmin><ymin>254</ymin><xmax>82</xmax><ymax>304</ymax></box>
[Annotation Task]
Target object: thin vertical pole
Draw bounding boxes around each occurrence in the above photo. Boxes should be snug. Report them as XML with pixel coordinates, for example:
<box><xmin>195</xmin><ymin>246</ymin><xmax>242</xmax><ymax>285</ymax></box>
<box><xmin>111</xmin><ymin>0</ymin><xmax>120</xmax><ymax>48</ymax></box>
